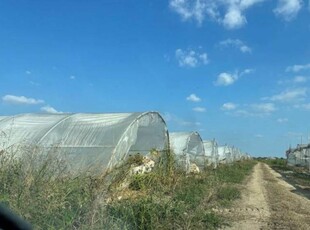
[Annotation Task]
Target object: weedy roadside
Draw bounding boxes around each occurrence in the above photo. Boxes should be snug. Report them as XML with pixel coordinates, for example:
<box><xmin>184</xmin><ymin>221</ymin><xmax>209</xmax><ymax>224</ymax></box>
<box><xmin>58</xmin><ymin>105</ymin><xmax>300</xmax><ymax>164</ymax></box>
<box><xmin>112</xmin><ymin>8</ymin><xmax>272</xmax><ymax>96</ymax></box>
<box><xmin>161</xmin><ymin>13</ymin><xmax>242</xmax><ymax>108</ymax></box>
<box><xmin>0</xmin><ymin>146</ymin><xmax>256</xmax><ymax>229</ymax></box>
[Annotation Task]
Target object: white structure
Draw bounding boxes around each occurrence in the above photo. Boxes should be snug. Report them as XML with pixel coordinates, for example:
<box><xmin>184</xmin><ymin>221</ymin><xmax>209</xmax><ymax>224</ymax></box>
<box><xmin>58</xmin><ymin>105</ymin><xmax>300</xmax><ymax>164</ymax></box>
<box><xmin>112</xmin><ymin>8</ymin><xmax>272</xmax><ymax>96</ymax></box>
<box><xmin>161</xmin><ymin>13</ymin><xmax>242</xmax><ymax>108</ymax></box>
<box><xmin>232</xmin><ymin>147</ymin><xmax>243</xmax><ymax>161</ymax></box>
<box><xmin>216</xmin><ymin>144</ymin><xmax>250</xmax><ymax>164</ymax></box>
<box><xmin>286</xmin><ymin>144</ymin><xmax>310</xmax><ymax>168</ymax></box>
<box><xmin>218</xmin><ymin>145</ymin><xmax>235</xmax><ymax>164</ymax></box>
<box><xmin>0</xmin><ymin>112</ymin><xmax>169</xmax><ymax>173</ymax></box>
<box><xmin>203</xmin><ymin>139</ymin><xmax>219</xmax><ymax>168</ymax></box>
<box><xmin>169</xmin><ymin>132</ymin><xmax>205</xmax><ymax>172</ymax></box>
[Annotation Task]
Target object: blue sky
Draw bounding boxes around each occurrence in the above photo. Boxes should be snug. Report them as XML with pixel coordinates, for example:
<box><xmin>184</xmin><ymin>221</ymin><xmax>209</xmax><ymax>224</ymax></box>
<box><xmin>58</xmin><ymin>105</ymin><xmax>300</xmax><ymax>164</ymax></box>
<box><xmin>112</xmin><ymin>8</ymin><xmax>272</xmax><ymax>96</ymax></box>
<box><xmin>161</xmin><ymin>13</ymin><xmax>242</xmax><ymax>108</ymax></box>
<box><xmin>1</xmin><ymin>0</ymin><xmax>310</xmax><ymax>157</ymax></box>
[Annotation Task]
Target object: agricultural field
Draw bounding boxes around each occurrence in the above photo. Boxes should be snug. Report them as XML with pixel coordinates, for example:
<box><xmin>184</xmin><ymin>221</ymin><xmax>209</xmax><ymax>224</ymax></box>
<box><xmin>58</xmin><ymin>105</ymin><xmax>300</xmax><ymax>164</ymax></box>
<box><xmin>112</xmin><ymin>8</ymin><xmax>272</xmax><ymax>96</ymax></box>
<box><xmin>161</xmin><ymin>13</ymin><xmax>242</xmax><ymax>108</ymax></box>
<box><xmin>1</xmin><ymin>1</ymin><xmax>310</xmax><ymax>229</ymax></box>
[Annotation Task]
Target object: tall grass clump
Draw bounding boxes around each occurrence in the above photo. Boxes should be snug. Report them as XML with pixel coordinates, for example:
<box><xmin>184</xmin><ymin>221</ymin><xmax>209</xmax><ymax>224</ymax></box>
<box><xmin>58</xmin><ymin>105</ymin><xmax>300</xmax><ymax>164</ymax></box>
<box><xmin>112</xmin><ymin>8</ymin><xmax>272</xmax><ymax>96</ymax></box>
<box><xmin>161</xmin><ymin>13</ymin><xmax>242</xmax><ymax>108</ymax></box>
<box><xmin>0</xmin><ymin>145</ymin><xmax>111</xmax><ymax>229</ymax></box>
<box><xmin>0</xmin><ymin>143</ymin><xmax>257</xmax><ymax>229</ymax></box>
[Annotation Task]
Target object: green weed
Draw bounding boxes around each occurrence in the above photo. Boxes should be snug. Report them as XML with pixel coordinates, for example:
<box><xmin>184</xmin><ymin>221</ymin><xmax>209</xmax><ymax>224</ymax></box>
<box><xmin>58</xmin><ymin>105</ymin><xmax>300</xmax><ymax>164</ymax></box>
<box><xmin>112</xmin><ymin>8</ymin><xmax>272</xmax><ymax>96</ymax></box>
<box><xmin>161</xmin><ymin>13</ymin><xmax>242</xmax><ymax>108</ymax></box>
<box><xmin>0</xmin><ymin>145</ymin><xmax>256</xmax><ymax>229</ymax></box>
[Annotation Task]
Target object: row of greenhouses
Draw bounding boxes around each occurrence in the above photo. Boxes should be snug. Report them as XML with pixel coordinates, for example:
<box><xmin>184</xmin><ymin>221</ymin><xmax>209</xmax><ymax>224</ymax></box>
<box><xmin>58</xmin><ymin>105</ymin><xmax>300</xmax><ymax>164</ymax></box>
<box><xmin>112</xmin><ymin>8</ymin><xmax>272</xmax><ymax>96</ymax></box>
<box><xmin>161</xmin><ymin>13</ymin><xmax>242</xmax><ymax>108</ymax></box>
<box><xmin>0</xmin><ymin>112</ymin><xmax>250</xmax><ymax>174</ymax></box>
<box><xmin>170</xmin><ymin>132</ymin><xmax>250</xmax><ymax>172</ymax></box>
<box><xmin>286</xmin><ymin>143</ymin><xmax>310</xmax><ymax>169</ymax></box>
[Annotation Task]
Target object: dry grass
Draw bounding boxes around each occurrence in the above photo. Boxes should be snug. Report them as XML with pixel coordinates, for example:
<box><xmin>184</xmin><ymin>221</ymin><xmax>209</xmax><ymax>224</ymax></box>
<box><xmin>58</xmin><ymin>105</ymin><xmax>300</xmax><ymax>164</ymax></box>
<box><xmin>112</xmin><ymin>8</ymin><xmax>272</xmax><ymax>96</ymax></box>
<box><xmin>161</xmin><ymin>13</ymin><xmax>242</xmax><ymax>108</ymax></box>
<box><xmin>0</xmin><ymin>145</ymin><xmax>256</xmax><ymax>229</ymax></box>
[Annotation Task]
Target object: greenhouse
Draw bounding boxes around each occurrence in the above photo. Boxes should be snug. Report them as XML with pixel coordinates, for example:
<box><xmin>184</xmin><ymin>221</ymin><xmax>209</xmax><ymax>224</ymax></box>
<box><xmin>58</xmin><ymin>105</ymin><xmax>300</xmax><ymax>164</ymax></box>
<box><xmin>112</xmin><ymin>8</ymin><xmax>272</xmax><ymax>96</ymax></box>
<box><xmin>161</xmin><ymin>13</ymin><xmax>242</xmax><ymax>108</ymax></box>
<box><xmin>203</xmin><ymin>139</ymin><xmax>219</xmax><ymax>168</ymax></box>
<box><xmin>286</xmin><ymin>148</ymin><xmax>296</xmax><ymax>166</ymax></box>
<box><xmin>217</xmin><ymin>146</ymin><xmax>226</xmax><ymax>164</ymax></box>
<box><xmin>0</xmin><ymin>112</ymin><xmax>169</xmax><ymax>173</ymax></box>
<box><xmin>286</xmin><ymin>144</ymin><xmax>310</xmax><ymax>168</ymax></box>
<box><xmin>169</xmin><ymin>132</ymin><xmax>205</xmax><ymax>172</ymax></box>
<box><xmin>226</xmin><ymin>146</ymin><xmax>235</xmax><ymax>163</ymax></box>
<box><xmin>218</xmin><ymin>145</ymin><xmax>234</xmax><ymax>164</ymax></box>
<box><xmin>232</xmin><ymin>147</ymin><xmax>243</xmax><ymax>162</ymax></box>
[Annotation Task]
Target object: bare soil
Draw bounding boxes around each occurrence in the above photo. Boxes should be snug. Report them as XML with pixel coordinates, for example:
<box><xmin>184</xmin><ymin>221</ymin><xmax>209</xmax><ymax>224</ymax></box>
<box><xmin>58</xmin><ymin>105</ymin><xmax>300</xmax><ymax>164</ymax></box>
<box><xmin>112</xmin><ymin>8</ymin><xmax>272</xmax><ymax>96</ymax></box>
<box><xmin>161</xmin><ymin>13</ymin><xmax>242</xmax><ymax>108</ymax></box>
<box><xmin>219</xmin><ymin>162</ymin><xmax>310</xmax><ymax>230</ymax></box>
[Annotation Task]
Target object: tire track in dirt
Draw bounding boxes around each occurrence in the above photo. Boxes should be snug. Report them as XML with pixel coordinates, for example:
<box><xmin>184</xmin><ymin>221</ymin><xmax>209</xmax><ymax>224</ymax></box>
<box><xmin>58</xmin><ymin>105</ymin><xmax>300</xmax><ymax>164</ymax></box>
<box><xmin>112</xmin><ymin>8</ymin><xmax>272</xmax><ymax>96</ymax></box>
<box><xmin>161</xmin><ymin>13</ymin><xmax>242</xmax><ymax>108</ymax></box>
<box><xmin>220</xmin><ymin>162</ymin><xmax>270</xmax><ymax>230</ymax></box>
<box><xmin>220</xmin><ymin>162</ymin><xmax>310</xmax><ymax>230</ymax></box>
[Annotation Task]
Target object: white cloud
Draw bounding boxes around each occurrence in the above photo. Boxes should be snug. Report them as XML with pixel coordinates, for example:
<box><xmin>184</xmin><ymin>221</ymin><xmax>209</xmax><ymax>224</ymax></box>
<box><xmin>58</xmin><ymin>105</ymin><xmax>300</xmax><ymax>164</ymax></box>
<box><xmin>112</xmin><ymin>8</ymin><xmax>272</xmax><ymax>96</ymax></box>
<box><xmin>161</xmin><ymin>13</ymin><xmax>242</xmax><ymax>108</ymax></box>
<box><xmin>214</xmin><ymin>68</ymin><xmax>253</xmax><ymax>86</ymax></box>
<box><xmin>233</xmin><ymin>109</ymin><xmax>252</xmax><ymax>117</ymax></box>
<box><xmin>274</xmin><ymin>0</ymin><xmax>303</xmax><ymax>21</ymax></box>
<box><xmin>175</xmin><ymin>48</ymin><xmax>208</xmax><ymax>67</ymax></box>
<box><xmin>169</xmin><ymin>0</ymin><xmax>218</xmax><ymax>25</ymax></box>
<box><xmin>251</xmin><ymin>103</ymin><xmax>277</xmax><ymax>113</ymax></box>
<box><xmin>295</xmin><ymin>103</ymin><xmax>310</xmax><ymax>110</ymax></box>
<box><xmin>25</xmin><ymin>70</ymin><xmax>31</xmax><ymax>75</ymax></box>
<box><xmin>219</xmin><ymin>38</ymin><xmax>252</xmax><ymax>53</ymax></box>
<box><xmin>221</xmin><ymin>102</ymin><xmax>237</xmax><ymax>110</ymax></box>
<box><xmin>277</xmin><ymin>76</ymin><xmax>308</xmax><ymax>85</ymax></box>
<box><xmin>227</xmin><ymin>102</ymin><xmax>277</xmax><ymax>117</ymax></box>
<box><xmin>240</xmin><ymin>45</ymin><xmax>251</xmax><ymax>53</ymax></box>
<box><xmin>277</xmin><ymin>118</ymin><xmax>288</xmax><ymax>123</ymax></box>
<box><xmin>286</xmin><ymin>63</ymin><xmax>310</xmax><ymax>72</ymax></box>
<box><xmin>199</xmin><ymin>53</ymin><xmax>208</xmax><ymax>64</ymax></box>
<box><xmin>170</xmin><ymin>0</ymin><xmax>302</xmax><ymax>28</ymax></box>
<box><xmin>255</xmin><ymin>134</ymin><xmax>264</xmax><ymax>138</ymax></box>
<box><xmin>222</xmin><ymin>7</ymin><xmax>247</xmax><ymax>29</ymax></box>
<box><xmin>40</xmin><ymin>105</ymin><xmax>63</xmax><ymax>114</ymax></box>
<box><xmin>169</xmin><ymin>0</ymin><xmax>265</xmax><ymax>29</ymax></box>
<box><xmin>293</xmin><ymin>76</ymin><xmax>307</xmax><ymax>83</ymax></box>
<box><xmin>214</xmin><ymin>72</ymin><xmax>237</xmax><ymax>86</ymax></box>
<box><xmin>2</xmin><ymin>95</ymin><xmax>44</xmax><ymax>105</ymax></box>
<box><xmin>70</xmin><ymin>75</ymin><xmax>76</xmax><ymax>80</ymax></box>
<box><xmin>186</xmin><ymin>93</ymin><xmax>201</xmax><ymax>102</ymax></box>
<box><xmin>267</xmin><ymin>88</ymin><xmax>307</xmax><ymax>103</ymax></box>
<box><xmin>240</xmin><ymin>68</ymin><xmax>255</xmax><ymax>75</ymax></box>
<box><xmin>193</xmin><ymin>106</ymin><xmax>206</xmax><ymax>112</ymax></box>
<box><xmin>163</xmin><ymin>112</ymin><xmax>201</xmax><ymax>127</ymax></box>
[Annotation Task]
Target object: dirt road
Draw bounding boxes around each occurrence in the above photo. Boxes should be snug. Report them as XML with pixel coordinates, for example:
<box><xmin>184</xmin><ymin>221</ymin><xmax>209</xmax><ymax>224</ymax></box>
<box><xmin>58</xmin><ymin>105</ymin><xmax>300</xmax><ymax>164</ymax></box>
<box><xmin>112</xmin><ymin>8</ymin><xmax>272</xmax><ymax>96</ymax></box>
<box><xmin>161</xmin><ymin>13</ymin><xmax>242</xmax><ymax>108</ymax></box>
<box><xmin>221</xmin><ymin>162</ymin><xmax>310</xmax><ymax>230</ymax></box>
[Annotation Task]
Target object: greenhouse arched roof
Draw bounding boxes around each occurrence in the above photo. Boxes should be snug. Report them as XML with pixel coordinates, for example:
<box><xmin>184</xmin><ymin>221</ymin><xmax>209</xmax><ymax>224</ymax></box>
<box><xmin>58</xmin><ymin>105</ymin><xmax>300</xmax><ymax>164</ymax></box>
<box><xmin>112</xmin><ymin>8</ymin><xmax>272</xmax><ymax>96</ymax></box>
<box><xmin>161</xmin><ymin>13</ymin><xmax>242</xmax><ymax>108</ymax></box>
<box><xmin>0</xmin><ymin>112</ymin><xmax>169</xmax><ymax>173</ymax></box>
<box><xmin>169</xmin><ymin>131</ymin><xmax>205</xmax><ymax>170</ymax></box>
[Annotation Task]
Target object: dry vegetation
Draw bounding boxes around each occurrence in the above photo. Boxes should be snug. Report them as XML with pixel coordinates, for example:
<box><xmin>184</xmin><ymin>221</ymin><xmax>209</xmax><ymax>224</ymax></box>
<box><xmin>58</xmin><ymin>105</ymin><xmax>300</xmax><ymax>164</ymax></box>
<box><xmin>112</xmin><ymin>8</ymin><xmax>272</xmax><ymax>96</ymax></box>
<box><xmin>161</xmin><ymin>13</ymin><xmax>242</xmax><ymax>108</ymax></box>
<box><xmin>0</xmin><ymin>145</ymin><xmax>256</xmax><ymax>229</ymax></box>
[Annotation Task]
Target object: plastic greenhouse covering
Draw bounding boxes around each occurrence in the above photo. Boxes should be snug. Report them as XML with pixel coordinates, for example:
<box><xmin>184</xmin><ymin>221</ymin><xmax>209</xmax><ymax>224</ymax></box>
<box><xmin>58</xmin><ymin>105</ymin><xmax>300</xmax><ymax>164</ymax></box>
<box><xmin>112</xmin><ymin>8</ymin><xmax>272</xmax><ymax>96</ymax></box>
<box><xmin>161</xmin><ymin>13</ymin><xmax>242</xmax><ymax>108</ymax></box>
<box><xmin>203</xmin><ymin>140</ymin><xmax>219</xmax><ymax>168</ymax></box>
<box><xmin>169</xmin><ymin>132</ymin><xmax>205</xmax><ymax>171</ymax></box>
<box><xmin>287</xmin><ymin>149</ymin><xmax>296</xmax><ymax>167</ymax></box>
<box><xmin>232</xmin><ymin>147</ymin><xmax>241</xmax><ymax>162</ymax></box>
<box><xmin>217</xmin><ymin>146</ymin><xmax>226</xmax><ymax>164</ymax></box>
<box><xmin>227</xmin><ymin>146</ymin><xmax>236</xmax><ymax>163</ymax></box>
<box><xmin>217</xmin><ymin>145</ymin><xmax>233</xmax><ymax>164</ymax></box>
<box><xmin>287</xmin><ymin>144</ymin><xmax>310</xmax><ymax>168</ymax></box>
<box><xmin>0</xmin><ymin>112</ymin><xmax>169</xmax><ymax>173</ymax></box>
<box><xmin>238</xmin><ymin>148</ymin><xmax>248</xmax><ymax>161</ymax></box>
